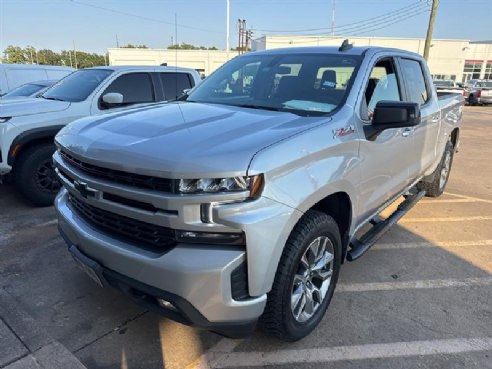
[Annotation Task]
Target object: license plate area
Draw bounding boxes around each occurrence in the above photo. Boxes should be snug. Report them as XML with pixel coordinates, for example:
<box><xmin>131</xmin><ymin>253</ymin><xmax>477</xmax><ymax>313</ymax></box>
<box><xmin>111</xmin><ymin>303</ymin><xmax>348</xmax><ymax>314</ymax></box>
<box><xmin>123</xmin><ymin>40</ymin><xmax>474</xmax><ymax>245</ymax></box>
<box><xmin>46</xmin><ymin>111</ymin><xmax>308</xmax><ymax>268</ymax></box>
<box><xmin>69</xmin><ymin>245</ymin><xmax>106</xmax><ymax>287</ymax></box>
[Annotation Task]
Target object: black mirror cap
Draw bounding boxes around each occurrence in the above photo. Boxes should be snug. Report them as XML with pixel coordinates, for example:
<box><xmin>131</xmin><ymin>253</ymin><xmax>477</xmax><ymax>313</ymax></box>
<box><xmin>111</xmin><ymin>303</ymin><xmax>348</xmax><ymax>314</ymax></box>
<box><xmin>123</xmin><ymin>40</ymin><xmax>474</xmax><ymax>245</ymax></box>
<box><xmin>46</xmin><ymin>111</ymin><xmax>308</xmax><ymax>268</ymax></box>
<box><xmin>372</xmin><ymin>101</ymin><xmax>421</xmax><ymax>128</ymax></box>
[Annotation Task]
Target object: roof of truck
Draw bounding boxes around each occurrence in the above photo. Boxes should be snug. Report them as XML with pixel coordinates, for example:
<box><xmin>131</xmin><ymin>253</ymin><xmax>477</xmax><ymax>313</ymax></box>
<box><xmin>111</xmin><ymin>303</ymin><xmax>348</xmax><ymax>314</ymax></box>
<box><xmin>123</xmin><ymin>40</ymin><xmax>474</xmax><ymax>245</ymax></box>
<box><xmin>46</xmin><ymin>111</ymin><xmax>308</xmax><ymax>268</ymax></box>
<box><xmin>85</xmin><ymin>65</ymin><xmax>197</xmax><ymax>73</ymax></box>
<box><xmin>250</xmin><ymin>46</ymin><xmax>422</xmax><ymax>58</ymax></box>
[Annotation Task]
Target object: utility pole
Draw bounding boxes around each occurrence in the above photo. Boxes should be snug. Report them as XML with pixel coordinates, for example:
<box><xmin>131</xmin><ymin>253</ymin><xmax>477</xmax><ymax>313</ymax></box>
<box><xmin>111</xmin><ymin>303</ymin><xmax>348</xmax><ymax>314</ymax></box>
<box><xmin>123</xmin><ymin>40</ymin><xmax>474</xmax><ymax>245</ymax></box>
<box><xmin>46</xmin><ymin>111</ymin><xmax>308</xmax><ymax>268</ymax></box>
<box><xmin>73</xmin><ymin>40</ymin><xmax>78</xmax><ymax>69</ymax></box>
<box><xmin>423</xmin><ymin>0</ymin><xmax>438</xmax><ymax>61</ymax></box>
<box><xmin>226</xmin><ymin>0</ymin><xmax>230</xmax><ymax>56</ymax></box>
<box><xmin>116</xmin><ymin>34</ymin><xmax>120</xmax><ymax>48</ymax></box>
<box><xmin>331</xmin><ymin>0</ymin><xmax>336</xmax><ymax>36</ymax></box>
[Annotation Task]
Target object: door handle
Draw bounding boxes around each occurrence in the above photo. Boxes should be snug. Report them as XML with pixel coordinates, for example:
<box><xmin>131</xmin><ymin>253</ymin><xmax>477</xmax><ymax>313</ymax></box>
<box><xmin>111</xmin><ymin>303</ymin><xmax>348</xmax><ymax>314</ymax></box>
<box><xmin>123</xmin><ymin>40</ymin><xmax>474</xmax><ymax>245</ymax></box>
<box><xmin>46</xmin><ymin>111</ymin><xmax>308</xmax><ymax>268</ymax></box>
<box><xmin>401</xmin><ymin>128</ymin><xmax>413</xmax><ymax>137</ymax></box>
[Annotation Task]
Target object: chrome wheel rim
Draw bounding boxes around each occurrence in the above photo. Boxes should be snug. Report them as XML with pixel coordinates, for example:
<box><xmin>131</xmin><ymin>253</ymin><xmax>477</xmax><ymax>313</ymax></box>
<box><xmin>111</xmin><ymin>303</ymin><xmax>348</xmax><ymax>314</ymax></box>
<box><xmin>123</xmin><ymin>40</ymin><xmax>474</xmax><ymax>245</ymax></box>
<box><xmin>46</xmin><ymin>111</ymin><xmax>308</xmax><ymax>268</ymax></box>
<box><xmin>291</xmin><ymin>236</ymin><xmax>334</xmax><ymax>323</ymax></box>
<box><xmin>439</xmin><ymin>150</ymin><xmax>451</xmax><ymax>190</ymax></box>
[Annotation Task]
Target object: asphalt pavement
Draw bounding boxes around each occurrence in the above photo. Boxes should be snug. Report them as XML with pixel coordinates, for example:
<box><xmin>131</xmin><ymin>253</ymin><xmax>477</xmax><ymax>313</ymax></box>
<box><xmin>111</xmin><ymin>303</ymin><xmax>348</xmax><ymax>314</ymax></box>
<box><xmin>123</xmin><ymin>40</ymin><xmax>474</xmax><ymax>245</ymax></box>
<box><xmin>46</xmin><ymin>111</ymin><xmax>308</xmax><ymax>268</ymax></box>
<box><xmin>0</xmin><ymin>106</ymin><xmax>491</xmax><ymax>369</ymax></box>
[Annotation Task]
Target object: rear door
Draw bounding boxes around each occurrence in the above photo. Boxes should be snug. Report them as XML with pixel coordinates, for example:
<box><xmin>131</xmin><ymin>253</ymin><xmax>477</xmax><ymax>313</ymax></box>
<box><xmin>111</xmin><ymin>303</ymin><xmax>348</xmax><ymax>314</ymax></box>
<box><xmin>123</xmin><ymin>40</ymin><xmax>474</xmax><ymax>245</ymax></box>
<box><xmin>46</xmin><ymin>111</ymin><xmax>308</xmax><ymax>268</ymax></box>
<box><xmin>397</xmin><ymin>57</ymin><xmax>440</xmax><ymax>179</ymax></box>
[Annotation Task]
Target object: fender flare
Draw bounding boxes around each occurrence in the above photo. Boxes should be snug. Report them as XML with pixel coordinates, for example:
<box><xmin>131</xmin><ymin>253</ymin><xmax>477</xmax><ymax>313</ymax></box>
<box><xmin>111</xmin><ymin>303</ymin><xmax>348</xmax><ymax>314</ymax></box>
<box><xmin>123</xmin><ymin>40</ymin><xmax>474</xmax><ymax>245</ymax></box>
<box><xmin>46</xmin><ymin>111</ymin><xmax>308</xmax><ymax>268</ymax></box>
<box><xmin>7</xmin><ymin>125</ymin><xmax>64</xmax><ymax>166</ymax></box>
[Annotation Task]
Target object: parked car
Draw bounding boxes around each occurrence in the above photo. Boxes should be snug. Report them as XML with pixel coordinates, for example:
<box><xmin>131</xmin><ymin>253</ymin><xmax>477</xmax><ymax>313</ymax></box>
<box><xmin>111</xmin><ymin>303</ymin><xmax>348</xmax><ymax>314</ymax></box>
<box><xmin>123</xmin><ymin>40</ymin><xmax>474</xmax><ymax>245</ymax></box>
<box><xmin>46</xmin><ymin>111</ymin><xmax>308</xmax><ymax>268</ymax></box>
<box><xmin>1</xmin><ymin>80</ymin><xmax>57</xmax><ymax>100</ymax></box>
<box><xmin>463</xmin><ymin>79</ymin><xmax>492</xmax><ymax>105</ymax></box>
<box><xmin>0</xmin><ymin>64</ymin><xmax>74</xmax><ymax>96</ymax></box>
<box><xmin>53</xmin><ymin>45</ymin><xmax>463</xmax><ymax>341</ymax></box>
<box><xmin>0</xmin><ymin>66</ymin><xmax>201</xmax><ymax>205</ymax></box>
<box><xmin>433</xmin><ymin>79</ymin><xmax>463</xmax><ymax>96</ymax></box>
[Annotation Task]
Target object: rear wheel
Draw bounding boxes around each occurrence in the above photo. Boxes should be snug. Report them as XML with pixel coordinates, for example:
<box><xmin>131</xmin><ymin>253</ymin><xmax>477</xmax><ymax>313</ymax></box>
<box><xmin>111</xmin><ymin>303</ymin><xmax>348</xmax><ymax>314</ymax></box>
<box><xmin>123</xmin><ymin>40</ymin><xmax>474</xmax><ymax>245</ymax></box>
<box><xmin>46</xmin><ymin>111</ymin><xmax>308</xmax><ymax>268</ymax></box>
<box><xmin>417</xmin><ymin>141</ymin><xmax>454</xmax><ymax>198</ymax></box>
<box><xmin>14</xmin><ymin>143</ymin><xmax>60</xmax><ymax>207</ymax></box>
<box><xmin>260</xmin><ymin>210</ymin><xmax>342</xmax><ymax>341</ymax></box>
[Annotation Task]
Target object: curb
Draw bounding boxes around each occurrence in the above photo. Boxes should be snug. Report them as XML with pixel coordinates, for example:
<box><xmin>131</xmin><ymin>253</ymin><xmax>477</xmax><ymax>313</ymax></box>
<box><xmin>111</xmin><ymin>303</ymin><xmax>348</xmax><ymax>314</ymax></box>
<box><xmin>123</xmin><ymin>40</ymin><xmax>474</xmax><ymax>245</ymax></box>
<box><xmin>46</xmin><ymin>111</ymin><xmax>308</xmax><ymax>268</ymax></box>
<box><xmin>0</xmin><ymin>289</ymin><xmax>86</xmax><ymax>369</ymax></box>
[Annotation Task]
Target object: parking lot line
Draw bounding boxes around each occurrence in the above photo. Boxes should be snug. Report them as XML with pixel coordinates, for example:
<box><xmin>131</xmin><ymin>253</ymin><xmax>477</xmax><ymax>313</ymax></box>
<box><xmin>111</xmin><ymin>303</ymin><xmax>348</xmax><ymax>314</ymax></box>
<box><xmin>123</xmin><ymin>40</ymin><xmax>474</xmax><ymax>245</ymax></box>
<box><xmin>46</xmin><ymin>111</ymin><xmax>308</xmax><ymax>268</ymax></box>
<box><xmin>336</xmin><ymin>277</ymin><xmax>492</xmax><ymax>293</ymax></box>
<box><xmin>420</xmin><ymin>198</ymin><xmax>481</xmax><ymax>203</ymax></box>
<box><xmin>212</xmin><ymin>337</ymin><xmax>492</xmax><ymax>368</ymax></box>
<box><xmin>400</xmin><ymin>215</ymin><xmax>492</xmax><ymax>223</ymax></box>
<box><xmin>186</xmin><ymin>338</ymin><xmax>242</xmax><ymax>369</ymax></box>
<box><xmin>445</xmin><ymin>192</ymin><xmax>492</xmax><ymax>204</ymax></box>
<box><xmin>372</xmin><ymin>239</ymin><xmax>492</xmax><ymax>250</ymax></box>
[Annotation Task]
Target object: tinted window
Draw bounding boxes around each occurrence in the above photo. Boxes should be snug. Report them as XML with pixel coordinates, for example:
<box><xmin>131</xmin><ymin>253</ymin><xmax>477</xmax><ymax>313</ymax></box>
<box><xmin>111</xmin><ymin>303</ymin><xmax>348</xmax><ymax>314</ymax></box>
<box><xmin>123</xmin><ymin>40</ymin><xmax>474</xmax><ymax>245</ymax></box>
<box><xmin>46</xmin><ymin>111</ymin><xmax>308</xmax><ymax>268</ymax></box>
<box><xmin>43</xmin><ymin>69</ymin><xmax>112</xmax><ymax>102</ymax></box>
<box><xmin>400</xmin><ymin>59</ymin><xmax>429</xmax><ymax>104</ymax></box>
<box><xmin>103</xmin><ymin>73</ymin><xmax>155</xmax><ymax>105</ymax></box>
<box><xmin>364</xmin><ymin>59</ymin><xmax>401</xmax><ymax>120</ymax></box>
<box><xmin>160</xmin><ymin>73</ymin><xmax>193</xmax><ymax>100</ymax></box>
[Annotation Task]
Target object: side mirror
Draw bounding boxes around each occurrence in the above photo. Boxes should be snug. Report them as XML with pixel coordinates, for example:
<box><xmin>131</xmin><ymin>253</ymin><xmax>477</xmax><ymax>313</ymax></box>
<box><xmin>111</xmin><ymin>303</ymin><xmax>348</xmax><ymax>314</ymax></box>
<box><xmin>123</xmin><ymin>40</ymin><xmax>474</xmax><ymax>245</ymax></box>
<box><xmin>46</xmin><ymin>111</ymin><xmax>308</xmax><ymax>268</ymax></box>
<box><xmin>101</xmin><ymin>92</ymin><xmax>124</xmax><ymax>106</ymax></box>
<box><xmin>364</xmin><ymin>101</ymin><xmax>420</xmax><ymax>140</ymax></box>
<box><xmin>372</xmin><ymin>101</ymin><xmax>421</xmax><ymax>128</ymax></box>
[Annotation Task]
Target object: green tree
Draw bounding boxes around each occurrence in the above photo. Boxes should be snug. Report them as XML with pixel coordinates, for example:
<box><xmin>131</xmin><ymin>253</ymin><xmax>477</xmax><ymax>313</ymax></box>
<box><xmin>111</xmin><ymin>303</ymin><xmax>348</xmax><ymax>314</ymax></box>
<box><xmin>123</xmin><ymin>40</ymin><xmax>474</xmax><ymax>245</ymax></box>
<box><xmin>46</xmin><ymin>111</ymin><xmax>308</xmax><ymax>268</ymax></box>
<box><xmin>168</xmin><ymin>43</ymin><xmax>219</xmax><ymax>50</ymax></box>
<box><xmin>121</xmin><ymin>44</ymin><xmax>148</xmax><ymax>48</ymax></box>
<box><xmin>2</xmin><ymin>45</ymin><xmax>29</xmax><ymax>64</ymax></box>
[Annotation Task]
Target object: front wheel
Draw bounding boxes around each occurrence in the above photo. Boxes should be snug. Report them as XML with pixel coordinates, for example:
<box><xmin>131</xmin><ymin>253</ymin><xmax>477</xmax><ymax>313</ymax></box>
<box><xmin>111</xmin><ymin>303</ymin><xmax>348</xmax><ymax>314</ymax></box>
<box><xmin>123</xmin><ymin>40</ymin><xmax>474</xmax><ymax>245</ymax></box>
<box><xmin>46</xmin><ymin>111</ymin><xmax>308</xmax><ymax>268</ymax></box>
<box><xmin>14</xmin><ymin>143</ymin><xmax>61</xmax><ymax>207</ymax></box>
<box><xmin>417</xmin><ymin>141</ymin><xmax>454</xmax><ymax>198</ymax></box>
<box><xmin>260</xmin><ymin>210</ymin><xmax>342</xmax><ymax>341</ymax></box>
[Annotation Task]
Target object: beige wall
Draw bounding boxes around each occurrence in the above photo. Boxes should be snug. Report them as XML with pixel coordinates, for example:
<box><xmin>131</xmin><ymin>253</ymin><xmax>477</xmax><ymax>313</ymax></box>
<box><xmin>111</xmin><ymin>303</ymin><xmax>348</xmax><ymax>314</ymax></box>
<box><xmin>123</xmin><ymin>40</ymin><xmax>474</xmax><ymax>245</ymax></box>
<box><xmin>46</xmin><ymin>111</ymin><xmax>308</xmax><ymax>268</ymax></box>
<box><xmin>108</xmin><ymin>48</ymin><xmax>234</xmax><ymax>76</ymax></box>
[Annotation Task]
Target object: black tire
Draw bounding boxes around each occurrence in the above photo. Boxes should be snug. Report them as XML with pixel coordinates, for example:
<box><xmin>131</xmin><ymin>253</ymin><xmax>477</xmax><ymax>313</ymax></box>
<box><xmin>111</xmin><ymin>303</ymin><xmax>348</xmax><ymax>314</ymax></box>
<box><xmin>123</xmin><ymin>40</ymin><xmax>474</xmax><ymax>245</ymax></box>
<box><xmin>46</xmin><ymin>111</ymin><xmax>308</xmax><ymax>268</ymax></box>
<box><xmin>469</xmin><ymin>94</ymin><xmax>478</xmax><ymax>106</ymax></box>
<box><xmin>260</xmin><ymin>210</ymin><xmax>342</xmax><ymax>341</ymax></box>
<box><xmin>14</xmin><ymin>143</ymin><xmax>60</xmax><ymax>207</ymax></box>
<box><xmin>417</xmin><ymin>141</ymin><xmax>454</xmax><ymax>198</ymax></box>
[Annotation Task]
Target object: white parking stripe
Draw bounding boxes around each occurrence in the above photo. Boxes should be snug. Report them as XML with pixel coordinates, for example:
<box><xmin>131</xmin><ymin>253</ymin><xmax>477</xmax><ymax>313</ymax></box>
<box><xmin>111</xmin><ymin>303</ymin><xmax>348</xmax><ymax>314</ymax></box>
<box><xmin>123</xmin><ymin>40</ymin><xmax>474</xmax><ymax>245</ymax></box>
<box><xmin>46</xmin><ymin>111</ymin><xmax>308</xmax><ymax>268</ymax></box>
<box><xmin>213</xmin><ymin>337</ymin><xmax>492</xmax><ymax>368</ymax></box>
<box><xmin>419</xmin><ymin>198</ymin><xmax>480</xmax><ymax>203</ymax></box>
<box><xmin>400</xmin><ymin>216</ymin><xmax>492</xmax><ymax>223</ymax></box>
<box><xmin>186</xmin><ymin>338</ymin><xmax>242</xmax><ymax>369</ymax></box>
<box><xmin>336</xmin><ymin>277</ymin><xmax>492</xmax><ymax>293</ymax></box>
<box><xmin>373</xmin><ymin>239</ymin><xmax>492</xmax><ymax>250</ymax></box>
<box><xmin>445</xmin><ymin>192</ymin><xmax>492</xmax><ymax>204</ymax></box>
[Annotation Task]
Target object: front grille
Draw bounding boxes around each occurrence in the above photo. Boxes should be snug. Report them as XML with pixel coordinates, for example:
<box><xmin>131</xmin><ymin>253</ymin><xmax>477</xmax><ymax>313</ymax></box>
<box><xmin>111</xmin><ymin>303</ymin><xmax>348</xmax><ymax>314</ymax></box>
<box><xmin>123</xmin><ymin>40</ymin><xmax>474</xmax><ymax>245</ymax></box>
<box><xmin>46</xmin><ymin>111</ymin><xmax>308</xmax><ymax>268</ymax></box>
<box><xmin>69</xmin><ymin>195</ymin><xmax>177</xmax><ymax>250</ymax></box>
<box><xmin>60</xmin><ymin>150</ymin><xmax>174</xmax><ymax>192</ymax></box>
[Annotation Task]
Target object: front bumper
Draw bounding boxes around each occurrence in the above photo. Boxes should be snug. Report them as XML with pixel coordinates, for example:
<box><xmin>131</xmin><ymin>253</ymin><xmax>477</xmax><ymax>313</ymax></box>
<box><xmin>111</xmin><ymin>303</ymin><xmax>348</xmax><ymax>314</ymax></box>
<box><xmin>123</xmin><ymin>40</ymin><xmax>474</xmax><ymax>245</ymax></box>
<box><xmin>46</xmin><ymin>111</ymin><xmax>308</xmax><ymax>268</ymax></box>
<box><xmin>55</xmin><ymin>189</ymin><xmax>266</xmax><ymax>332</ymax></box>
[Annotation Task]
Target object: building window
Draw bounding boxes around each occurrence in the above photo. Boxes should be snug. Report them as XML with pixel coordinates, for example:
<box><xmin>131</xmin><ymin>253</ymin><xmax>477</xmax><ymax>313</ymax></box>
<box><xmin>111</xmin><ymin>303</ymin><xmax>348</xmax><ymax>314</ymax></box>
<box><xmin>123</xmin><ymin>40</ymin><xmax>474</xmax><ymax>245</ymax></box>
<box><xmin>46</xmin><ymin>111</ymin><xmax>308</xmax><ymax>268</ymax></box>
<box><xmin>463</xmin><ymin>60</ymin><xmax>483</xmax><ymax>81</ymax></box>
<box><xmin>484</xmin><ymin>62</ymin><xmax>492</xmax><ymax>80</ymax></box>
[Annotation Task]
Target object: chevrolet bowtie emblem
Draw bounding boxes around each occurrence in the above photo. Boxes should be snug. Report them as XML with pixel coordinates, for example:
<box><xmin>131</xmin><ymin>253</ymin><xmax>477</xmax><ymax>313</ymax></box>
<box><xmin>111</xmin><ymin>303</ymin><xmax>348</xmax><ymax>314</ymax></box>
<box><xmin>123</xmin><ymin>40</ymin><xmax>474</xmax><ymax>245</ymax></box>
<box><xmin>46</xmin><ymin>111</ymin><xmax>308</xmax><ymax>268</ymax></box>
<box><xmin>73</xmin><ymin>180</ymin><xmax>98</xmax><ymax>199</ymax></box>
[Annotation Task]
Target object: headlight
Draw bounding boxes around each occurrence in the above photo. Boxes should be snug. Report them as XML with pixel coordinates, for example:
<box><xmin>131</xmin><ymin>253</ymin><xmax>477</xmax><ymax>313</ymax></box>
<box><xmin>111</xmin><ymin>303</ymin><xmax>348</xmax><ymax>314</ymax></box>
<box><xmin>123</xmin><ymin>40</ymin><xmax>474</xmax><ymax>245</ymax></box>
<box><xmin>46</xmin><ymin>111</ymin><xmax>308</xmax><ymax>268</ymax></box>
<box><xmin>178</xmin><ymin>175</ymin><xmax>264</xmax><ymax>198</ymax></box>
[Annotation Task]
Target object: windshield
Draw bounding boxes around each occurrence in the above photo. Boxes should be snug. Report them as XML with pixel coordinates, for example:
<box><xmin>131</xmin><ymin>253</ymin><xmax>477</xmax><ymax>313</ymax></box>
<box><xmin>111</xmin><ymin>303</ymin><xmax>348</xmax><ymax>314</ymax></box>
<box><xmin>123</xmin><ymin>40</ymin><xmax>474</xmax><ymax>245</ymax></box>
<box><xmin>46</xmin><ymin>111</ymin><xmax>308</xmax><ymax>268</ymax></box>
<box><xmin>186</xmin><ymin>53</ymin><xmax>360</xmax><ymax>116</ymax></box>
<box><xmin>434</xmin><ymin>80</ymin><xmax>453</xmax><ymax>88</ymax></box>
<box><xmin>42</xmin><ymin>69</ymin><xmax>113</xmax><ymax>102</ymax></box>
<box><xmin>3</xmin><ymin>83</ymin><xmax>45</xmax><ymax>97</ymax></box>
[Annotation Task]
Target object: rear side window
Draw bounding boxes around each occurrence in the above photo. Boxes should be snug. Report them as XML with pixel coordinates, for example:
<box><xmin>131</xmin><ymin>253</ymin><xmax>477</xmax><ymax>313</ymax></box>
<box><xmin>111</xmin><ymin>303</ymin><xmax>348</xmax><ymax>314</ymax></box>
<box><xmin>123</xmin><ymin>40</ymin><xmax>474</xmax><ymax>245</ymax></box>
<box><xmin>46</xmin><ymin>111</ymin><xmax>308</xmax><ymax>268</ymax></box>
<box><xmin>399</xmin><ymin>59</ymin><xmax>429</xmax><ymax>105</ymax></box>
<box><xmin>160</xmin><ymin>73</ymin><xmax>193</xmax><ymax>100</ymax></box>
<box><xmin>104</xmin><ymin>73</ymin><xmax>155</xmax><ymax>104</ymax></box>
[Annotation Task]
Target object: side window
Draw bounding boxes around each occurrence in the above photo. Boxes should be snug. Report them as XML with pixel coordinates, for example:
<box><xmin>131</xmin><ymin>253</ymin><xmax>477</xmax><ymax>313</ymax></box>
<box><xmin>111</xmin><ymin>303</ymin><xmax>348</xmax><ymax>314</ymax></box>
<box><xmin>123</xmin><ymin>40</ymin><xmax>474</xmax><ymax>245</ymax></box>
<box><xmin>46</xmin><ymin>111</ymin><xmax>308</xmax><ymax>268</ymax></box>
<box><xmin>102</xmin><ymin>73</ymin><xmax>154</xmax><ymax>107</ymax></box>
<box><xmin>399</xmin><ymin>58</ymin><xmax>429</xmax><ymax>105</ymax></box>
<box><xmin>363</xmin><ymin>59</ymin><xmax>401</xmax><ymax>120</ymax></box>
<box><xmin>160</xmin><ymin>73</ymin><xmax>193</xmax><ymax>100</ymax></box>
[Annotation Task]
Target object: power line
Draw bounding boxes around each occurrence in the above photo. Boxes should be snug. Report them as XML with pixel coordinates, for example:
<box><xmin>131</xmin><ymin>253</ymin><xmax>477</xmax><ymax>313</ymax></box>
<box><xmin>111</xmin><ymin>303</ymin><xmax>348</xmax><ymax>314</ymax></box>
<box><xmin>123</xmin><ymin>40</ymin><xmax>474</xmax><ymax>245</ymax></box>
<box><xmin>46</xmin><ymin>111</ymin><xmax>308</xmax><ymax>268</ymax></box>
<box><xmin>69</xmin><ymin>0</ymin><xmax>222</xmax><ymax>34</ymax></box>
<box><xmin>252</xmin><ymin>1</ymin><xmax>428</xmax><ymax>34</ymax></box>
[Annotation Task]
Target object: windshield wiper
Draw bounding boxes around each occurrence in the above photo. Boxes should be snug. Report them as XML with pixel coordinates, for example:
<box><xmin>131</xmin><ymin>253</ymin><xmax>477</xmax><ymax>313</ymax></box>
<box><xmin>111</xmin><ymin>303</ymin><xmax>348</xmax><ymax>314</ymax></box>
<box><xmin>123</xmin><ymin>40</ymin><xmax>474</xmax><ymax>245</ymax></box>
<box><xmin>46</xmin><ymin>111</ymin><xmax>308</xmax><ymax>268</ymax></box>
<box><xmin>40</xmin><ymin>96</ymin><xmax>66</xmax><ymax>102</ymax></box>
<box><xmin>237</xmin><ymin>104</ymin><xmax>282</xmax><ymax>112</ymax></box>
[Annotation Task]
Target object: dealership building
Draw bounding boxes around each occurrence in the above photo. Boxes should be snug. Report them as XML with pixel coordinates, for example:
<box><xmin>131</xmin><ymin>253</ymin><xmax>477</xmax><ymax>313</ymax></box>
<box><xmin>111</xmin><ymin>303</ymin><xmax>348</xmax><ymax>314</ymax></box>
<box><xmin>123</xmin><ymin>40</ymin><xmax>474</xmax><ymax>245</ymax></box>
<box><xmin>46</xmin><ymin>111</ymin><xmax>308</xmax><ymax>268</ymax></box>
<box><xmin>108</xmin><ymin>36</ymin><xmax>492</xmax><ymax>82</ymax></box>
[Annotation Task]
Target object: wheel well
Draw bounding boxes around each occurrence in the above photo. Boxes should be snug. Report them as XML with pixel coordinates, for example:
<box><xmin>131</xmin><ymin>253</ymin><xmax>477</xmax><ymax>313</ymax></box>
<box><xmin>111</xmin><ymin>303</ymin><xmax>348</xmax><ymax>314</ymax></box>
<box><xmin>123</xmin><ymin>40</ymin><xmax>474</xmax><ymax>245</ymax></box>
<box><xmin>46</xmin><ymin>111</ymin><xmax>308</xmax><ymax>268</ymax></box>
<box><xmin>310</xmin><ymin>192</ymin><xmax>352</xmax><ymax>261</ymax></box>
<box><xmin>9</xmin><ymin>137</ymin><xmax>55</xmax><ymax>171</ymax></box>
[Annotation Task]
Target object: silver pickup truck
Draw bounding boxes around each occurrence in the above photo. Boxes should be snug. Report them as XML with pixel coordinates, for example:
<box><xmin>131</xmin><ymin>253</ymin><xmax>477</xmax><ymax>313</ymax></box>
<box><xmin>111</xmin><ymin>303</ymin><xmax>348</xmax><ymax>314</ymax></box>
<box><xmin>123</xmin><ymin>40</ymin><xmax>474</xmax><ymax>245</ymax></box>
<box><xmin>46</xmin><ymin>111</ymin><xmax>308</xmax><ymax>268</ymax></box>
<box><xmin>53</xmin><ymin>44</ymin><xmax>463</xmax><ymax>341</ymax></box>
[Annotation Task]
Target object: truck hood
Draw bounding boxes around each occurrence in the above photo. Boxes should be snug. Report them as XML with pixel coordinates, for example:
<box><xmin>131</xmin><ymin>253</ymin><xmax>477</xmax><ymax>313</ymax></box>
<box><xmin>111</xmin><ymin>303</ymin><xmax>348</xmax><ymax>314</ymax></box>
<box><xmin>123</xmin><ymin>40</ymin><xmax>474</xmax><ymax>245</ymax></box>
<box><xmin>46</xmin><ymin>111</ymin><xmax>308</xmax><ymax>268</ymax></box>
<box><xmin>0</xmin><ymin>98</ymin><xmax>70</xmax><ymax>118</ymax></box>
<box><xmin>56</xmin><ymin>102</ymin><xmax>331</xmax><ymax>178</ymax></box>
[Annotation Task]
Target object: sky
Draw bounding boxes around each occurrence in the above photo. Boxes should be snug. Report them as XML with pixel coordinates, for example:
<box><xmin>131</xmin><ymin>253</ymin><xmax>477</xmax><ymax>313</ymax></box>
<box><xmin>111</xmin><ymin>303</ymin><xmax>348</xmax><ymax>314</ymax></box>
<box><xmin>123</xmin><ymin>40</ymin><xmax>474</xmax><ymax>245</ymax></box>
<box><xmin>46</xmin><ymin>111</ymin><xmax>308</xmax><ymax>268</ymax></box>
<box><xmin>1</xmin><ymin>0</ymin><xmax>491</xmax><ymax>54</ymax></box>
